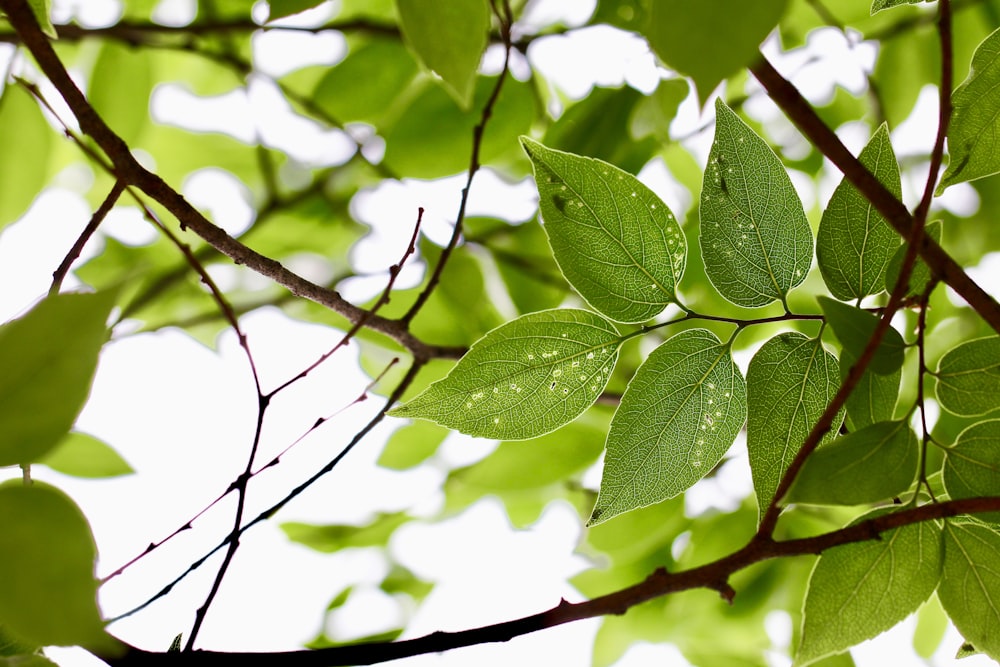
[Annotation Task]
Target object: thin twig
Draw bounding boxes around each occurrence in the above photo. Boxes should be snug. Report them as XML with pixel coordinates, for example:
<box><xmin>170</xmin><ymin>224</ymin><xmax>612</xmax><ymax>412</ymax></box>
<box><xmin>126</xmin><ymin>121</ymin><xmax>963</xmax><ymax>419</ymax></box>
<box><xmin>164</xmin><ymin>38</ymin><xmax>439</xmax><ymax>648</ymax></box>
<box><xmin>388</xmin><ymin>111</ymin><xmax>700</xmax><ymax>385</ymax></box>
<box><xmin>49</xmin><ymin>180</ymin><xmax>125</xmax><ymax>295</ymax></box>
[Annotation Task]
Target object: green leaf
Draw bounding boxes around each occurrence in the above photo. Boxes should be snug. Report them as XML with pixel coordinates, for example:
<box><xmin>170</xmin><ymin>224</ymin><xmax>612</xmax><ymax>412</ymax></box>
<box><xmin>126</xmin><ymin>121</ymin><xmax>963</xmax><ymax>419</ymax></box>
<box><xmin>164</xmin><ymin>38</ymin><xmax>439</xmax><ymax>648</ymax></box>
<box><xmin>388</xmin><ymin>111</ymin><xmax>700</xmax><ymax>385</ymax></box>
<box><xmin>590</xmin><ymin>329</ymin><xmax>747</xmax><ymax>526</ymax></box>
<box><xmin>747</xmin><ymin>332</ymin><xmax>841</xmax><ymax>514</ymax></box>
<box><xmin>38</xmin><ymin>432</ymin><xmax>134</xmax><ymax>479</ymax></box>
<box><xmin>520</xmin><ymin>137</ymin><xmax>685</xmax><ymax>323</ymax></box>
<box><xmin>281</xmin><ymin>512</ymin><xmax>411</xmax><ymax>553</ymax></box>
<box><xmin>396</xmin><ymin>0</ymin><xmax>488</xmax><ymax>109</ymax></box>
<box><xmin>943</xmin><ymin>419</ymin><xmax>1000</xmax><ymax>520</ymax></box>
<box><xmin>25</xmin><ymin>0</ymin><xmax>55</xmax><ymax>39</ymax></box>
<box><xmin>936</xmin><ymin>336</ymin><xmax>1000</xmax><ymax>417</ymax></box>
<box><xmin>841</xmin><ymin>348</ymin><xmax>900</xmax><ymax>430</ymax></box>
<box><xmin>641</xmin><ymin>0</ymin><xmax>788</xmax><ymax>104</ymax></box>
<box><xmin>0</xmin><ymin>292</ymin><xmax>116</xmax><ymax>467</ymax></box>
<box><xmin>0</xmin><ymin>655</ymin><xmax>58</xmax><ymax>667</ymax></box>
<box><xmin>912</xmin><ymin>595</ymin><xmax>949</xmax><ymax>659</ymax></box>
<box><xmin>267</xmin><ymin>0</ymin><xmax>325</xmax><ymax>20</ymax></box>
<box><xmin>377</xmin><ymin>420</ymin><xmax>448</xmax><ymax>470</ymax></box>
<box><xmin>816</xmin><ymin>124</ymin><xmax>901</xmax><ymax>300</ymax></box>
<box><xmin>871</xmin><ymin>0</ymin><xmax>932</xmax><ymax>14</ymax></box>
<box><xmin>0</xmin><ymin>85</ymin><xmax>51</xmax><ymax>230</ymax></box>
<box><xmin>797</xmin><ymin>510</ymin><xmax>942</xmax><ymax>665</ymax></box>
<box><xmin>388</xmin><ymin>309</ymin><xmax>621</xmax><ymax>439</ymax></box>
<box><xmin>0</xmin><ymin>482</ymin><xmax>116</xmax><ymax>651</ymax></box>
<box><xmin>700</xmin><ymin>99</ymin><xmax>813</xmax><ymax>308</ymax></box>
<box><xmin>787</xmin><ymin>420</ymin><xmax>918</xmax><ymax>505</ymax></box>
<box><xmin>884</xmin><ymin>220</ymin><xmax>941</xmax><ymax>297</ymax></box>
<box><xmin>89</xmin><ymin>41</ymin><xmax>153</xmax><ymax>145</ymax></box>
<box><xmin>818</xmin><ymin>296</ymin><xmax>906</xmax><ymax>375</ymax></box>
<box><xmin>940</xmin><ymin>520</ymin><xmax>1000</xmax><ymax>661</ymax></box>
<box><xmin>940</xmin><ymin>27</ymin><xmax>1000</xmax><ymax>190</ymax></box>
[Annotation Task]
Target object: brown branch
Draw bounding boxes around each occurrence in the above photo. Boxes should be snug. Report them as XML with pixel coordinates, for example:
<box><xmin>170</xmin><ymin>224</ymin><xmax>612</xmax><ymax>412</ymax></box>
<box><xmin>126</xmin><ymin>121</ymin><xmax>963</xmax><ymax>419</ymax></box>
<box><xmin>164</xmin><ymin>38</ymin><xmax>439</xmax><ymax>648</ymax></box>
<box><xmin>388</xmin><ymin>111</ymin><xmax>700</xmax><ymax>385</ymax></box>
<box><xmin>49</xmin><ymin>179</ymin><xmax>124</xmax><ymax>295</ymax></box>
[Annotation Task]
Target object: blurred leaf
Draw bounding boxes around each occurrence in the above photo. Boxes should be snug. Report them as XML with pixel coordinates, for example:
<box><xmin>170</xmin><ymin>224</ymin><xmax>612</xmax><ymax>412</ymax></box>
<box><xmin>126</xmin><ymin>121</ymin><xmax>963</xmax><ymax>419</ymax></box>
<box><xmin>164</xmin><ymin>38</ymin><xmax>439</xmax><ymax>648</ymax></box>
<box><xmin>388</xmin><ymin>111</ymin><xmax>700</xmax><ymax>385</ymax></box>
<box><xmin>872</xmin><ymin>19</ymin><xmax>938</xmax><ymax>128</ymax></box>
<box><xmin>816</xmin><ymin>124</ymin><xmax>901</xmax><ymax>300</ymax></box>
<box><xmin>396</xmin><ymin>0</ymin><xmax>488</xmax><ymax>108</ymax></box>
<box><xmin>0</xmin><ymin>85</ymin><xmax>51</xmax><ymax>230</ymax></box>
<box><xmin>788</xmin><ymin>420</ymin><xmax>918</xmax><ymax>505</ymax></box>
<box><xmin>389</xmin><ymin>309</ymin><xmax>620</xmax><ymax>439</ymax></box>
<box><xmin>377</xmin><ymin>420</ymin><xmax>448</xmax><ymax>470</ymax></box>
<box><xmin>281</xmin><ymin>512</ymin><xmax>411</xmax><ymax>553</ymax></box>
<box><xmin>913</xmin><ymin>595</ymin><xmax>949</xmax><ymax>659</ymax></box>
<box><xmin>818</xmin><ymin>296</ymin><xmax>906</xmax><ymax>375</ymax></box>
<box><xmin>797</xmin><ymin>509</ymin><xmax>941</xmax><ymax>665</ymax></box>
<box><xmin>0</xmin><ymin>292</ymin><xmax>115</xmax><ymax>466</ymax></box>
<box><xmin>89</xmin><ymin>42</ymin><xmax>153</xmax><ymax>146</ymax></box>
<box><xmin>521</xmin><ymin>137</ymin><xmax>685</xmax><ymax>323</ymax></box>
<box><xmin>38</xmin><ymin>432</ymin><xmax>133</xmax><ymax>478</ymax></box>
<box><xmin>700</xmin><ymin>99</ymin><xmax>812</xmax><ymax>308</ymax></box>
<box><xmin>630</xmin><ymin>78</ymin><xmax>689</xmax><ymax>144</ymax></box>
<box><xmin>940</xmin><ymin>519</ymin><xmax>1000</xmax><ymax>662</ymax></box>
<box><xmin>26</xmin><ymin>0</ymin><xmax>55</xmax><ymax>38</ymax></box>
<box><xmin>747</xmin><ymin>332</ymin><xmax>840</xmax><ymax>514</ymax></box>
<box><xmin>591</xmin><ymin>329</ymin><xmax>746</xmax><ymax>525</ymax></box>
<box><xmin>936</xmin><ymin>336</ymin><xmax>1000</xmax><ymax>417</ymax></box>
<box><xmin>0</xmin><ymin>655</ymin><xmax>58</xmax><ymax>667</ymax></box>
<box><xmin>267</xmin><ymin>0</ymin><xmax>325</xmax><ymax>20</ymax></box>
<box><xmin>871</xmin><ymin>0</ymin><xmax>932</xmax><ymax>13</ymax></box>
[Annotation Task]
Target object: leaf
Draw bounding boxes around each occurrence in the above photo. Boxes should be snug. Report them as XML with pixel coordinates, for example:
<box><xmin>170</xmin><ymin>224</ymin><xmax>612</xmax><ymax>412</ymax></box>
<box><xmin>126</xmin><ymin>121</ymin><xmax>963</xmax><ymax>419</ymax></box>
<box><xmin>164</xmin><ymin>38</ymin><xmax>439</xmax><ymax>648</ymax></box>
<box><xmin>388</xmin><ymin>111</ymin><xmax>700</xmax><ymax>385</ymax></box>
<box><xmin>590</xmin><ymin>329</ymin><xmax>747</xmax><ymax>526</ymax></box>
<box><xmin>388</xmin><ymin>309</ymin><xmax>621</xmax><ymax>440</ymax></box>
<box><xmin>940</xmin><ymin>520</ymin><xmax>1000</xmax><ymax>661</ymax></box>
<box><xmin>936</xmin><ymin>336</ymin><xmax>1000</xmax><ymax>417</ymax></box>
<box><xmin>396</xmin><ymin>0</ymin><xmax>488</xmax><ymax>109</ymax></box>
<box><xmin>89</xmin><ymin>41</ymin><xmax>153</xmax><ymax>145</ymax></box>
<box><xmin>0</xmin><ymin>655</ymin><xmax>58</xmax><ymax>667</ymax></box>
<box><xmin>267</xmin><ymin>0</ymin><xmax>325</xmax><ymax>20</ymax></box>
<box><xmin>912</xmin><ymin>595</ymin><xmax>949</xmax><ymax>659</ymax></box>
<box><xmin>871</xmin><ymin>0</ymin><xmax>933</xmax><ymax>14</ymax></box>
<box><xmin>699</xmin><ymin>99</ymin><xmax>813</xmax><ymax>308</ymax></box>
<box><xmin>0</xmin><ymin>292</ymin><xmax>116</xmax><ymax>467</ymax></box>
<box><xmin>38</xmin><ymin>432</ymin><xmax>134</xmax><ymax>479</ymax></box>
<box><xmin>281</xmin><ymin>512</ymin><xmax>411</xmax><ymax>553</ymax></box>
<box><xmin>0</xmin><ymin>482</ymin><xmax>117</xmax><ymax>651</ymax></box>
<box><xmin>0</xmin><ymin>85</ymin><xmax>51</xmax><ymax>230</ymax></box>
<box><xmin>884</xmin><ymin>220</ymin><xmax>941</xmax><ymax>296</ymax></box>
<box><xmin>641</xmin><ymin>0</ymin><xmax>788</xmax><ymax>104</ymax></box>
<box><xmin>787</xmin><ymin>420</ymin><xmax>918</xmax><ymax>505</ymax></box>
<box><xmin>818</xmin><ymin>296</ymin><xmax>906</xmax><ymax>375</ymax></box>
<box><xmin>797</xmin><ymin>510</ymin><xmax>942</xmax><ymax>665</ymax></box>
<box><xmin>940</xmin><ymin>27</ymin><xmax>1000</xmax><ymax>190</ymax></box>
<box><xmin>26</xmin><ymin>0</ymin><xmax>55</xmax><ymax>39</ymax></box>
<box><xmin>520</xmin><ymin>137</ymin><xmax>685</xmax><ymax>323</ymax></box>
<box><xmin>841</xmin><ymin>348</ymin><xmax>900</xmax><ymax>430</ymax></box>
<box><xmin>943</xmin><ymin>420</ymin><xmax>1000</xmax><ymax>520</ymax></box>
<box><xmin>816</xmin><ymin>124</ymin><xmax>901</xmax><ymax>300</ymax></box>
<box><xmin>377</xmin><ymin>420</ymin><xmax>448</xmax><ymax>470</ymax></box>
<box><xmin>747</xmin><ymin>332</ymin><xmax>841</xmax><ymax>514</ymax></box>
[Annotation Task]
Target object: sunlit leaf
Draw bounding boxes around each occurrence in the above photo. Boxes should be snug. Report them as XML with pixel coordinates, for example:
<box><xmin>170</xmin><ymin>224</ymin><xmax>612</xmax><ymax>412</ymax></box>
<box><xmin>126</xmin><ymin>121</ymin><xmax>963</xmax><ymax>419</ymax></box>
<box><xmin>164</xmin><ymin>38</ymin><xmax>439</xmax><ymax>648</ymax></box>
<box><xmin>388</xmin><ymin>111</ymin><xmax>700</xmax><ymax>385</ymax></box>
<box><xmin>396</xmin><ymin>0</ymin><xmax>488</xmax><ymax>108</ymax></box>
<box><xmin>38</xmin><ymin>432</ymin><xmax>134</xmax><ymax>479</ymax></box>
<box><xmin>89</xmin><ymin>41</ymin><xmax>153</xmax><ymax>145</ymax></box>
<box><xmin>818</xmin><ymin>296</ymin><xmax>906</xmax><ymax>375</ymax></box>
<box><xmin>940</xmin><ymin>27</ymin><xmax>1000</xmax><ymax>190</ymax></box>
<box><xmin>816</xmin><ymin>124</ymin><xmax>901</xmax><ymax>300</ymax></box>
<box><xmin>590</xmin><ymin>329</ymin><xmax>746</xmax><ymax>525</ymax></box>
<box><xmin>936</xmin><ymin>336</ymin><xmax>1000</xmax><ymax>417</ymax></box>
<box><xmin>912</xmin><ymin>596</ymin><xmax>949</xmax><ymax>659</ymax></box>
<box><xmin>0</xmin><ymin>85</ymin><xmax>51</xmax><ymax>230</ymax></box>
<box><xmin>377</xmin><ymin>420</ymin><xmax>448</xmax><ymax>470</ymax></box>
<box><xmin>940</xmin><ymin>519</ymin><xmax>1000</xmax><ymax>661</ymax></box>
<box><xmin>281</xmin><ymin>512</ymin><xmax>411</xmax><ymax>553</ymax></box>
<box><xmin>788</xmin><ymin>420</ymin><xmax>918</xmax><ymax>505</ymax></box>
<box><xmin>700</xmin><ymin>99</ymin><xmax>813</xmax><ymax>308</ymax></box>
<box><xmin>871</xmin><ymin>0</ymin><xmax>933</xmax><ymax>14</ymax></box>
<box><xmin>943</xmin><ymin>419</ymin><xmax>1000</xmax><ymax>520</ymax></box>
<box><xmin>0</xmin><ymin>292</ymin><xmax>116</xmax><ymax>467</ymax></box>
<box><xmin>747</xmin><ymin>332</ymin><xmax>840</xmax><ymax>514</ymax></box>
<box><xmin>388</xmin><ymin>309</ymin><xmax>621</xmax><ymax>439</ymax></box>
<box><xmin>797</xmin><ymin>509</ymin><xmax>941</xmax><ymax>665</ymax></box>
<box><xmin>521</xmin><ymin>137</ymin><xmax>685</xmax><ymax>323</ymax></box>
<box><xmin>267</xmin><ymin>0</ymin><xmax>325</xmax><ymax>20</ymax></box>
<box><xmin>26</xmin><ymin>0</ymin><xmax>55</xmax><ymax>38</ymax></box>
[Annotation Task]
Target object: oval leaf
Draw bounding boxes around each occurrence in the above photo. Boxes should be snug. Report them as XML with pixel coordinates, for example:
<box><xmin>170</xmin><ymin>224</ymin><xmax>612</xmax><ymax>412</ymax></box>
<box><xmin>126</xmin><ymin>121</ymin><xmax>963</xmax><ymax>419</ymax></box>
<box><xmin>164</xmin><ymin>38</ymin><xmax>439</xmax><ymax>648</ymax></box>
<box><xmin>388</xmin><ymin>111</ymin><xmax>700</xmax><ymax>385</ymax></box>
<box><xmin>520</xmin><ymin>137</ymin><xmax>685</xmax><ymax>323</ymax></box>
<box><xmin>884</xmin><ymin>220</ymin><xmax>941</xmax><ymax>297</ymax></box>
<box><xmin>747</xmin><ymin>332</ymin><xmax>841</xmax><ymax>514</ymax></box>
<box><xmin>940</xmin><ymin>520</ymin><xmax>1000</xmax><ymax>662</ymax></box>
<box><xmin>0</xmin><ymin>292</ymin><xmax>116</xmax><ymax>467</ymax></box>
<box><xmin>816</xmin><ymin>124</ymin><xmax>902</xmax><ymax>300</ymax></box>
<box><xmin>700</xmin><ymin>99</ymin><xmax>813</xmax><ymax>308</ymax></box>
<box><xmin>788</xmin><ymin>420</ymin><xmax>918</xmax><ymax>505</ymax></box>
<box><xmin>590</xmin><ymin>329</ymin><xmax>747</xmax><ymax>525</ymax></box>
<box><xmin>798</xmin><ymin>510</ymin><xmax>942</xmax><ymax>665</ymax></box>
<box><xmin>38</xmin><ymin>432</ymin><xmax>134</xmax><ymax>479</ymax></box>
<box><xmin>841</xmin><ymin>348</ymin><xmax>900</xmax><ymax>430</ymax></box>
<box><xmin>944</xmin><ymin>419</ymin><xmax>1000</xmax><ymax>520</ymax></box>
<box><xmin>388</xmin><ymin>309</ymin><xmax>620</xmax><ymax>439</ymax></box>
<box><xmin>0</xmin><ymin>85</ymin><xmax>52</xmax><ymax>231</ymax></box>
<box><xmin>936</xmin><ymin>336</ymin><xmax>1000</xmax><ymax>417</ymax></box>
<box><xmin>818</xmin><ymin>296</ymin><xmax>906</xmax><ymax>375</ymax></box>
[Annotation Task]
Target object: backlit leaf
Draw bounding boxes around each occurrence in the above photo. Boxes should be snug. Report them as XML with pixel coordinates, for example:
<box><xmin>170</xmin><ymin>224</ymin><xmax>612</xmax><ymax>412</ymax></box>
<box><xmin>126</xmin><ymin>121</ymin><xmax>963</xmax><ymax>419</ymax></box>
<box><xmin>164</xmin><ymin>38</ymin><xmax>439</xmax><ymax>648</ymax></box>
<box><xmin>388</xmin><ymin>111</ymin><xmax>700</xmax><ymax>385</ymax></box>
<box><xmin>940</xmin><ymin>27</ymin><xmax>1000</xmax><ymax>190</ymax></box>
<box><xmin>521</xmin><ymin>137</ymin><xmax>685</xmax><ymax>323</ymax></box>
<box><xmin>871</xmin><ymin>0</ymin><xmax>932</xmax><ymax>14</ymax></box>
<box><xmin>936</xmin><ymin>336</ymin><xmax>1000</xmax><ymax>417</ymax></box>
<box><xmin>267</xmin><ymin>0</ymin><xmax>324</xmax><ymax>20</ymax></box>
<box><xmin>89</xmin><ymin>41</ymin><xmax>153</xmax><ymax>145</ymax></box>
<box><xmin>0</xmin><ymin>85</ymin><xmax>51</xmax><ymax>230</ymax></box>
<box><xmin>590</xmin><ymin>329</ymin><xmax>746</xmax><ymax>525</ymax></box>
<box><xmin>818</xmin><ymin>296</ymin><xmax>906</xmax><ymax>375</ymax></box>
<box><xmin>388</xmin><ymin>309</ymin><xmax>621</xmax><ymax>440</ymax></box>
<box><xmin>798</xmin><ymin>510</ymin><xmax>941</xmax><ymax>665</ymax></box>
<box><xmin>26</xmin><ymin>0</ymin><xmax>55</xmax><ymax>39</ymax></box>
<box><xmin>700</xmin><ymin>99</ymin><xmax>813</xmax><ymax>308</ymax></box>
<box><xmin>281</xmin><ymin>512</ymin><xmax>411</xmax><ymax>553</ymax></box>
<box><xmin>943</xmin><ymin>419</ymin><xmax>1000</xmax><ymax>520</ymax></box>
<box><xmin>377</xmin><ymin>420</ymin><xmax>448</xmax><ymax>471</ymax></box>
<box><xmin>0</xmin><ymin>292</ymin><xmax>116</xmax><ymax>467</ymax></box>
<box><xmin>38</xmin><ymin>432</ymin><xmax>134</xmax><ymax>479</ymax></box>
<box><xmin>940</xmin><ymin>520</ymin><xmax>1000</xmax><ymax>661</ymax></box>
<box><xmin>816</xmin><ymin>124</ymin><xmax>901</xmax><ymax>300</ymax></box>
<box><xmin>788</xmin><ymin>420</ymin><xmax>918</xmax><ymax>505</ymax></box>
<box><xmin>841</xmin><ymin>348</ymin><xmax>900</xmax><ymax>430</ymax></box>
<box><xmin>884</xmin><ymin>221</ymin><xmax>941</xmax><ymax>297</ymax></box>
<box><xmin>747</xmin><ymin>332</ymin><xmax>840</xmax><ymax>514</ymax></box>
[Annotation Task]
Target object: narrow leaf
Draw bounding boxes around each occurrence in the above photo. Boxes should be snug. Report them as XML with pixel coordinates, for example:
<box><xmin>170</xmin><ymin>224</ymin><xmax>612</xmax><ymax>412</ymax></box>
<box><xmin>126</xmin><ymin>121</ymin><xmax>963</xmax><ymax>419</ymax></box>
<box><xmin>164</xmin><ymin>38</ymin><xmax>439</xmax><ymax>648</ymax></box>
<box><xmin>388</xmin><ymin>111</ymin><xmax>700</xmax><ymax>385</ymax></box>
<box><xmin>798</xmin><ymin>510</ymin><xmax>942</xmax><ymax>665</ymax></box>
<box><xmin>841</xmin><ymin>348</ymin><xmax>900</xmax><ymax>430</ymax></box>
<box><xmin>0</xmin><ymin>292</ymin><xmax>116</xmax><ymax>467</ymax></box>
<box><xmin>940</xmin><ymin>27</ymin><xmax>1000</xmax><ymax>190</ymax></box>
<box><xmin>936</xmin><ymin>336</ymin><xmax>1000</xmax><ymax>417</ymax></box>
<box><xmin>590</xmin><ymin>329</ymin><xmax>747</xmax><ymax>525</ymax></box>
<box><xmin>788</xmin><ymin>420</ymin><xmax>918</xmax><ymax>505</ymax></box>
<box><xmin>944</xmin><ymin>420</ymin><xmax>1000</xmax><ymax>520</ymax></box>
<box><xmin>281</xmin><ymin>512</ymin><xmax>411</xmax><ymax>553</ymax></box>
<box><xmin>26</xmin><ymin>0</ymin><xmax>56</xmax><ymax>39</ymax></box>
<box><xmin>747</xmin><ymin>332</ymin><xmax>840</xmax><ymax>514</ymax></box>
<box><xmin>816</xmin><ymin>124</ymin><xmax>901</xmax><ymax>300</ymax></box>
<box><xmin>520</xmin><ymin>137</ymin><xmax>685</xmax><ymax>323</ymax></box>
<box><xmin>38</xmin><ymin>432</ymin><xmax>134</xmax><ymax>479</ymax></box>
<box><xmin>388</xmin><ymin>309</ymin><xmax>621</xmax><ymax>440</ymax></box>
<box><xmin>396</xmin><ymin>0</ymin><xmax>488</xmax><ymax>109</ymax></box>
<box><xmin>700</xmin><ymin>99</ymin><xmax>813</xmax><ymax>308</ymax></box>
<box><xmin>818</xmin><ymin>296</ymin><xmax>906</xmax><ymax>375</ymax></box>
<box><xmin>940</xmin><ymin>520</ymin><xmax>1000</xmax><ymax>661</ymax></box>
